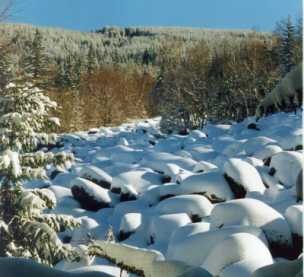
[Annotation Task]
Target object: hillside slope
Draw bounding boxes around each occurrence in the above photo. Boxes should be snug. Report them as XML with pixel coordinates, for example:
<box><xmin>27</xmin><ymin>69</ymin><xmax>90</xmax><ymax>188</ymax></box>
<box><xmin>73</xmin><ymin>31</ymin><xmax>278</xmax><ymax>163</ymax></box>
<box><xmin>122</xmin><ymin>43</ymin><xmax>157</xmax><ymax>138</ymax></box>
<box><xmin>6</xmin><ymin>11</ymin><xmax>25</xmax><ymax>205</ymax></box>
<box><xmin>17</xmin><ymin>109</ymin><xmax>303</xmax><ymax>276</ymax></box>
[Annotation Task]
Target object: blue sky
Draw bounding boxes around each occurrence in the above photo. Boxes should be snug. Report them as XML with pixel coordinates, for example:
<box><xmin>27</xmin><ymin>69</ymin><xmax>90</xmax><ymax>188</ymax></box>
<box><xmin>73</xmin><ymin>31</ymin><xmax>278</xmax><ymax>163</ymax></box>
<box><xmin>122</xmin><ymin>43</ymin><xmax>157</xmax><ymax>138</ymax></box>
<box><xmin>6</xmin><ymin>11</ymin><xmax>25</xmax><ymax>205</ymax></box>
<box><xmin>10</xmin><ymin>0</ymin><xmax>302</xmax><ymax>31</ymax></box>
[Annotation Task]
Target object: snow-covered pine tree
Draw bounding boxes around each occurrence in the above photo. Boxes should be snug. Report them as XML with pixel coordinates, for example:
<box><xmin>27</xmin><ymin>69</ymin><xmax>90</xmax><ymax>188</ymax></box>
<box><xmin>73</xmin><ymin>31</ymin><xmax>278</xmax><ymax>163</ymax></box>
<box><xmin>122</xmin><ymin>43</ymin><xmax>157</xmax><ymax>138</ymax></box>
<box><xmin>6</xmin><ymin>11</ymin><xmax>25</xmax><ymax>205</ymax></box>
<box><xmin>0</xmin><ymin>79</ymin><xmax>80</xmax><ymax>265</ymax></box>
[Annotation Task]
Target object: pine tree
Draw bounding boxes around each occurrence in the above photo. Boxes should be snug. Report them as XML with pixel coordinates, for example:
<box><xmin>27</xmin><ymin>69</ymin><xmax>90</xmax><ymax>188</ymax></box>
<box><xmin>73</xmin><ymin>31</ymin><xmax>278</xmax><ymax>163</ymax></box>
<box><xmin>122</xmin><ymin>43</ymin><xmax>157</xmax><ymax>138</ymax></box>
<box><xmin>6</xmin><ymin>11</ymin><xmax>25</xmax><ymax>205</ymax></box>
<box><xmin>275</xmin><ymin>16</ymin><xmax>297</xmax><ymax>75</ymax></box>
<box><xmin>0</xmin><ymin>79</ymin><xmax>80</xmax><ymax>265</ymax></box>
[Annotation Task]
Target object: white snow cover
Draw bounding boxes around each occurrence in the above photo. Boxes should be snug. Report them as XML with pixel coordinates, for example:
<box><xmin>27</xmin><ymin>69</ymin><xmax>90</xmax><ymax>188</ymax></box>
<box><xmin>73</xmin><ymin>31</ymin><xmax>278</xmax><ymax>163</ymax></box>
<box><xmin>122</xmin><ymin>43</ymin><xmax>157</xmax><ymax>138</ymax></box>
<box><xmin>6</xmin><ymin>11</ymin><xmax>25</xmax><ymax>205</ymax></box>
<box><xmin>70</xmin><ymin>177</ymin><xmax>112</xmax><ymax>205</ymax></box>
<box><xmin>112</xmin><ymin>169</ymin><xmax>162</xmax><ymax>194</ymax></box>
<box><xmin>269</xmin><ymin>151</ymin><xmax>304</xmax><ymax>188</ymax></box>
<box><xmin>166</xmin><ymin>225</ymin><xmax>268</xmax><ymax>266</ymax></box>
<box><xmin>149</xmin><ymin>213</ymin><xmax>191</xmax><ymax>247</ymax></box>
<box><xmin>0</xmin><ymin>258</ymin><xmax>112</xmax><ymax>277</ymax></box>
<box><xmin>253</xmin><ymin>144</ymin><xmax>282</xmax><ymax>161</ymax></box>
<box><xmin>180</xmin><ymin>171</ymin><xmax>234</xmax><ymax>200</ymax></box>
<box><xmin>224</xmin><ymin>158</ymin><xmax>266</xmax><ymax>194</ymax></box>
<box><xmin>220</xmin><ymin>258</ymin><xmax>273</xmax><ymax>277</ymax></box>
<box><xmin>193</xmin><ymin>161</ymin><xmax>218</xmax><ymax>173</ymax></box>
<box><xmin>14</xmin><ymin>110</ymin><xmax>303</xmax><ymax>276</ymax></box>
<box><xmin>202</xmin><ymin>233</ymin><xmax>273</xmax><ymax>276</ymax></box>
<box><xmin>119</xmin><ymin>213</ymin><xmax>142</xmax><ymax>234</ymax></box>
<box><xmin>141</xmin><ymin>151</ymin><xmax>197</xmax><ymax>172</ymax></box>
<box><xmin>210</xmin><ymin>198</ymin><xmax>292</xmax><ymax>247</ymax></box>
<box><xmin>78</xmin><ymin>166</ymin><xmax>112</xmax><ymax>187</ymax></box>
<box><xmin>155</xmin><ymin>194</ymin><xmax>213</xmax><ymax>219</ymax></box>
<box><xmin>242</xmin><ymin>136</ymin><xmax>277</xmax><ymax>156</ymax></box>
<box><xmin>285</xmin><ymin>205</ymin><xmax>303</xmax><ymax>236</ymax></box>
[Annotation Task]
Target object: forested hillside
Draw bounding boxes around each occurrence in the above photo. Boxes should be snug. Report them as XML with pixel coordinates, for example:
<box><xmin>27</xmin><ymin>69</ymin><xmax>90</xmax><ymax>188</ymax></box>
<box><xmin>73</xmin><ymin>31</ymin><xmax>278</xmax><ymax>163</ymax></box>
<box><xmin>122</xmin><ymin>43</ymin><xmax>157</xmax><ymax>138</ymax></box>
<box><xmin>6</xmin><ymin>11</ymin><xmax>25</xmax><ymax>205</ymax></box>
<box><xmin>0</xmin><ymin>18</ymin><xmax>301</xmax><ymax>131</ymax></box>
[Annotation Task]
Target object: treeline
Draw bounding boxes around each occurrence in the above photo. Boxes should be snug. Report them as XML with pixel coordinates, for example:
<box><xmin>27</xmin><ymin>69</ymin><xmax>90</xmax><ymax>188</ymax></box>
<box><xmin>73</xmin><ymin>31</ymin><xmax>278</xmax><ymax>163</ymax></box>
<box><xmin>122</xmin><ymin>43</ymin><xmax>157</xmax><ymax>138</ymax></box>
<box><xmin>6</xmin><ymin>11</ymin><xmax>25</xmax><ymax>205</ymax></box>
<box><xmin>153</xmin><ymin>16</ymin><xmax>302</xmax><ymax>133</ymax></box>
<box><xmin>0</xmin><ymin>18</ymin><xmax>301</xmax><ymax>132</ymax></box>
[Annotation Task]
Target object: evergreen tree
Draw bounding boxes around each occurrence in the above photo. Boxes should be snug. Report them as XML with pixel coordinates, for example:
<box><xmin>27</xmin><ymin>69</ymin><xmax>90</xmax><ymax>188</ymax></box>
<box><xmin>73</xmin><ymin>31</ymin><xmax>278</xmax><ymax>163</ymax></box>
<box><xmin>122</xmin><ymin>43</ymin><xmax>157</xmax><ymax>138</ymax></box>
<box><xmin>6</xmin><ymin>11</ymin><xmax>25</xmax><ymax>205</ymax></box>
<box><xmin>32</xmin><ymin>29</ymin><xmax>48</xmax><ymax>83</ymax></box>
<box><xmin>0</xmin><ymin>80</ymin><xmax>80</xmax><ymax>265</ymax></box>
<box><xmin>275</xmin><ymin>16</ymin><xmax>297</xmax><ymax>75</ymax></box>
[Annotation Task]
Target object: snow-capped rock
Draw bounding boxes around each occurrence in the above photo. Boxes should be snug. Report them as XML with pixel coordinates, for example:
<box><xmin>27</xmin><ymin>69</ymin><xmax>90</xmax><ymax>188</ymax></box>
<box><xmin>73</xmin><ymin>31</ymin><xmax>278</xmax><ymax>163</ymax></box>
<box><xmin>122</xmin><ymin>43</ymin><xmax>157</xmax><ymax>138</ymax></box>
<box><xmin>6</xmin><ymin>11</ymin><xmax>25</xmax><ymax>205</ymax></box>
<box><xmin>269</xmin><ymin>151</ymin><xmax>304</xmax><ymax>188</ymax></box>
<box><xmin>210</xmin><ymin>198</ymin><xmax>293</xmax><ymax>256</ymax></box>
<box><xmin>71</xmin><ymin>177</ymin><xmax>113</xmax><ymax>211</ymax></box>
<box><xmin>78</xmin><ymin>166</ymin><xmax>112</xmax><ymax>189</ymax></box>
<box><xmin>155</xmin><ymin>194</ymin><xmax>213</xmax><ymax>221</ymax></box>
<box><xmin>180</xmin><ymin>171</ymin><xmax>233</xmax><ymax>201</ymax></box>
<box><xmin>202</xmin><ymin>233</ymin><xmax>273</xmax><ymax>276</ymax></box>
<box><xmin>285</xmin><ymin>205</ymin><xmax>303</xmax><ymax>237</ymax></box>
<box><xmin>223</xmin><ymin>158</ymin><xmax>266</xmax><ymax>197</ymax></box>
<box><xmin>166</xmin><ymin>225</ymin><xmax>268</xmax><ymax>266</ymax></box>
<box><xmin>119</xmin><ymin>213</ymin><xmax>142</xmax><ymax>241</ymax></box>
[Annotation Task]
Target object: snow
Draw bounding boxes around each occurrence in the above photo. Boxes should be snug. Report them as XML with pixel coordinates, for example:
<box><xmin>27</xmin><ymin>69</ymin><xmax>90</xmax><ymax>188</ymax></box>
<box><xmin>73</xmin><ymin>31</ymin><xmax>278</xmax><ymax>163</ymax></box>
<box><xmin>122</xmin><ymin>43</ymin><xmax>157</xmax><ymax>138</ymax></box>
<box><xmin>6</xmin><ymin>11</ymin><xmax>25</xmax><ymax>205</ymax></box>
<box><xmin>112</xmin><ymin>169</ymin><xmax>163</xmax><ymax>194</ymax></box>
<box><xmin>285</xmin><ymin>205</ymin><xmax>303</xmax><ymax>236</ymax></box>
<box><xmin>252</xmin><ymin>257</ymin><xmax>303</xmax><ymax>277</ymax></box>
<box><xmin>166</xmin><ymin>225</ymin><xmax>268</xmax><ymax>266</ymax></box>
<box><xmin>242</xmin><ymin>136</ymin><xmax>277</xmax><ymax>156</ymax></box>
<box><xmin>202</xmin><ymin>233</ymin><xmax>273</xmax><ymax>276</ymax></box>
<box><xmin>253</xmin><ymin>144</ymin><xmax>282</xmax><ymax>161</ymax></box>
<box><xmin>269</xmin><ymin>151</ymin><xmax>304</xmax><ymax>188</ymax></box>
<box><xmin>155</xmin><ymin>194</ymin><xmax>213</xmax><ymax>219</ymax></box>
<box><xmin>14</xmin><ymin>110</ymin><xmax>303</xmax><ymax>276</ymax></box>
<box><xmin>180</xmin><ymin>171</ymin><xmax>234</xmax><ymax>201</ymax></box>
<box><xmin>119</xmin><ymin>213</ymin><xmax>142</xmax><ymax>234</ymax></box>
<box><xmin>149</xmin><ymin>213</ymin><xmax>191</xmax><ymax>252</ymax></box>
<box><xmin>223</xmin><ymin>158</ymin><xmax>266</xmax><ymax>195</ymax></box>
<box><xmin>78</xmin><ymin>166</ymin><xmax>112</xmax><ymax>189</ymax></box>
<box><xmin>220</xmin><ymin>258</ymin><xmax>273</xmax><ymax>277</ymax></box>
<box><xmin>70</xmin><ymin>177</ymin><xmax>113</xmax><ymax>206</ymax></box>
<box><xmin>0</xmin><ymin>257</ymin><xmax>112</xmax><ymax>276</ymax></box>
<box><xmin>210</xmin><ymin>198</ymin><xmax>292</xmax><ymax>249</ymax></box>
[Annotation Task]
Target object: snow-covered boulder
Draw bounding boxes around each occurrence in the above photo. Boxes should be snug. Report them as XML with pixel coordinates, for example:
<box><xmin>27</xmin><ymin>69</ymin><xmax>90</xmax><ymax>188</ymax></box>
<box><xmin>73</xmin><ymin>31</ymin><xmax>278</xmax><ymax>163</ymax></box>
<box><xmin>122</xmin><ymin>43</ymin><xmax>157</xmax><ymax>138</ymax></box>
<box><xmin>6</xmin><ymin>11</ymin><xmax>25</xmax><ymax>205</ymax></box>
<box><xmin>203</xmin><ymin>124</ymin><xmax>231</xmax><ymax>137</ymax></box>
<box><xmin>0</xmin><ymin>258</ymin><xmax>111</xmax><ymax>277</ymax></box>
<box><xmin>141</xmin><ymin>152</ymin><xmax>197</xmax><ymax>172</ymax></box>
<box><xmin>202</xmin><ymin>233</ymin><xmax>273</xmax><ymax>276</ymax></box>
<box><xmin>193</xmin><ymin>161</ymin><xmax>217</xmax><ymax>173</ymax></box>
<box><xmin>149</xmin><ymin>213</ymin><xmax>191</xmax><ymax>251</ymax></box>
<box><xmin>167</xmin><ymin>222</ymin><xmax>210</xmax><ymax>248</ymax></box>
<box><xmin>223</xmin><ymin>158</ymin><xmax>266</xmax><ymax>198</ymax></box>
<box><xmin>252</xmin><ymin>257</ymin><xmax>303</xmax><ymax>277</ymax></box>
<box><xmin>220</xmin><ymin>258</ymin><xmax>274</xmax><ymax>277</ymax></box>
<box><xmin>166</xmin><ymin>225</ymin><xmax>268</xmax><ymax>266</ymax></box>
<box><xmin>190</xmin><ymin>129</ymin><xmax>207</xmax><ymax>139</ymax></box>
<box><xmin>253</xmin><ymin>144</ymin><xmax>282</xmax><ymax>162</ymax></box>
<box><xmin>155</xmin><ymin>195</ymin><xmax>213</xmax><ymax>222</ymax></box>
<box><xmin>210</xmin><ymin>198</ymin><xmax>293</xmax><ymax>257</ymax></box>
<box><xmin>161</xmin><ymin>163</ymin><xmax>193</xmax><ymax>183</ymax></box>
<box><xmin>112</xmin><ymin>169</ymin><xmax>163</xmax><ymax>195</ymax></box>
<box><xmin>243</xmin><ymin>157</ymin><xmax>264</xmax><ymax>167</ymax></box>
<box><xmin>78</xmin><ymin>166</ymin><xmax>112</xmax><ymax>189</ymax></box>
<box><xmin>180</xmin><ymin>171</ymin><xmax>233</xmax><ymax>202</ymax></box>
<box><xmin>242</xmin><ymin>136</ymin><xmax>277</xmax><ymax>156</ymax></box>
<box><xmin>110</xmin><ymin>200</ymin><xmax>146</xmax><ymax>232</ymax></box>
<box><xmin>120</xmin><ymin>184</ymin><xmax>138</xmax><ymax>202</ymax></box>
<box><xmin>280</xmin><ymin>128</ymin><xmax>303</xmax><ymax>150</ymax></box>
<box><xmin>187</xmin><ymin>146</ymin><xmax>218</xmax><ymax>162</ymax></box>
<box><xmin>269</xmin><ymin>151</ymin><xmax>304</xmax><ymax>188</ymax></box>
<box><xmin>71</xmin><ymin>178</ymin><xmax>113</xmax><ymax>211</ymax></box>
<box><xmin>285</xmin><ymin>205</ymin><xmax>303</xmax><ymax>237</ymax></box>
<box><xmin>71</xmin><ymin>217</ymin><xmax>99</xmax><ymax>246</ymax></box>
<box><xmin>119</xmin><ymin>213</ymin><xmax>142</xmax><ymax>241</ymax></box>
